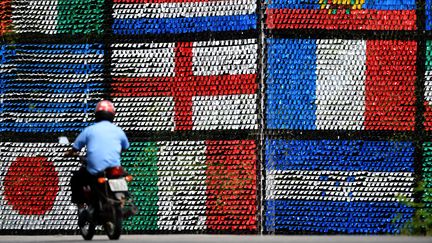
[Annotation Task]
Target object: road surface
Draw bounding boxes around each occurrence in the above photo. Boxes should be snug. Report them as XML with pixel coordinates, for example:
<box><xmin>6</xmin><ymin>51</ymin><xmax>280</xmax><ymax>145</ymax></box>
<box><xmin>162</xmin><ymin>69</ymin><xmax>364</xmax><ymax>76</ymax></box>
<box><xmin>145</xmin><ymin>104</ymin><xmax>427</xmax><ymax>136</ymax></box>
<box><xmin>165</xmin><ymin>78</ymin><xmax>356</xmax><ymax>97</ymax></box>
<box><xmin>0</xmin><ymin>235</ymin><xmax>430</xmax><ymax>243</ymax></box>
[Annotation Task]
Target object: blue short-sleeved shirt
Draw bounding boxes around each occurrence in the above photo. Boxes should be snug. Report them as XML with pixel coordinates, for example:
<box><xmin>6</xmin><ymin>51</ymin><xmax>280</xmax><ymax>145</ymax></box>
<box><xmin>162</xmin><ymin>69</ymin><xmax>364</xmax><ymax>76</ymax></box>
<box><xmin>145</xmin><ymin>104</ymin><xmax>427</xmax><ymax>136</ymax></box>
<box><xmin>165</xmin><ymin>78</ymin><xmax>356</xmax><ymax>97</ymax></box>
<box><xmin>72</xmin><ymin>121</ymin><xmax>129</xmax><ymax>175</ymax></box>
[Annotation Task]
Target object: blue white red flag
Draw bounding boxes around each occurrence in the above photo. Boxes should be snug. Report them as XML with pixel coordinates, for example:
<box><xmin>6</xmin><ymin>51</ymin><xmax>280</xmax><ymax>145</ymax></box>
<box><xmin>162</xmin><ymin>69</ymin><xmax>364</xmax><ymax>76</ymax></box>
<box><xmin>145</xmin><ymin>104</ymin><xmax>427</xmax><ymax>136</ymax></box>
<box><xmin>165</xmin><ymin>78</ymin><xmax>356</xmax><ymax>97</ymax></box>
<box><xmin>266</xmin><ymin>39</ymin><xmax>417</xmax><ymax>131</ymax></box>
<box><xmin>112</xmin><ymin>0</ymin><xmax>257</xmax><ymax>34</ymax></box>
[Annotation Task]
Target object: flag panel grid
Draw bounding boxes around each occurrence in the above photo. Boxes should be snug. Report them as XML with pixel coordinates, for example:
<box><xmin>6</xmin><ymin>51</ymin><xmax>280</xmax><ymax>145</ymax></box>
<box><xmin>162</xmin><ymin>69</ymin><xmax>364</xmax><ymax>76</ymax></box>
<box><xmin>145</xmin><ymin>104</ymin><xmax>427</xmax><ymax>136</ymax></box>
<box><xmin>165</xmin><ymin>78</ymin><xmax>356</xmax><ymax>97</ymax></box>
<box><xmin>265</xmin><ymin>38</ymin><xmax>416</xmax><ymax>131</ymax></box>
<box><xmin>422</xmin><ymin>142</ymin><xmax>432</xmax><ymax>213</ymax></box>
<box><xmin>0</xmin><ymin>44</ymin><xmax>105</xmax><ymax>132</ymax></box>
<box><xmin>424</xmin><ymin>40</ymin><xmax>432</xmax><ymax>130</ymax></box>
<box><xmin>264</xmin><ymin>0</ymin><xmax>416</xmax><ymax>30</ymax></box>
<box><xmin>111</xmin><ymin>0</ymin><xmax>257</xmax><ymax>34</ymax></box>
<box><xmin>121</xmin><ymin>140</ymin><xmax>257</xmax><ymax>232</ymax></box>
<box><xmin>0</xmin><ymin>0</ymin><xmax>424</xmax><ymax>236</ymax></box>
<box><xmin>265</xmin><ymin>139</ymin><xmax>415</xmax><ymax>234</ymax></box>
<box><xmin>0</xmin><ymin>142</ymin><xmax>79</xmax><ymax>230</ymax></box>
<box><xmin>111</xmin><ymin>40</ymin><xmax>258</xmax><ymax>131</ymax></box>
<box><xmin>9</xmin><ymin>0</ymin><xmax>104</xmax><ymax>35</ymax></box>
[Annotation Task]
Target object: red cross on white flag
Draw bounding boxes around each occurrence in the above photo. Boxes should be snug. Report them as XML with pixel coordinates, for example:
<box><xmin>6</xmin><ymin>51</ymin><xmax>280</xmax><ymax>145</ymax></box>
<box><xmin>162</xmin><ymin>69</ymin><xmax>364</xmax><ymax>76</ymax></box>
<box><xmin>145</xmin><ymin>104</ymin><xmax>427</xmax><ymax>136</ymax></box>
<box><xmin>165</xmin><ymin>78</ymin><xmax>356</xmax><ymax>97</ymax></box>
<box><xmin>111</xmin><ymin>39</ymin><xmax>258</xmax><ymax>131</ymax></box>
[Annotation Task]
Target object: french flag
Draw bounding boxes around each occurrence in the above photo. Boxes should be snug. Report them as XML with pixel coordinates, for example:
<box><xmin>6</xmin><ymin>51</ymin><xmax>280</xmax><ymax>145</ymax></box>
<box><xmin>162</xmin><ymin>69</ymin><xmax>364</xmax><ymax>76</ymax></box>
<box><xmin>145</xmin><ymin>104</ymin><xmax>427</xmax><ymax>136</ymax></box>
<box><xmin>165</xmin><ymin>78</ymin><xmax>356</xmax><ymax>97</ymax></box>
<box><xmin>265</xmin><ymin>139</ymin><xmax>415</xmax><ymax>234</ymax></box>
<box><xmin>266</xmin><ymin>0</ymin><xmax>416</xmax><ymax>30</ymax></box>
<box><xmin>266</xmin><ymin>38</ymin><xmax>417</xmax><ymax>131</ymax></box>
<box><xmin>111</xmin><ymin>39</ymin><xmax>258</xmax><ymax>131</ymax></box>
<box><xmin>112</xmin><ymin>0</ymin><xmax>257</xmax><ymax>34</ymax></box>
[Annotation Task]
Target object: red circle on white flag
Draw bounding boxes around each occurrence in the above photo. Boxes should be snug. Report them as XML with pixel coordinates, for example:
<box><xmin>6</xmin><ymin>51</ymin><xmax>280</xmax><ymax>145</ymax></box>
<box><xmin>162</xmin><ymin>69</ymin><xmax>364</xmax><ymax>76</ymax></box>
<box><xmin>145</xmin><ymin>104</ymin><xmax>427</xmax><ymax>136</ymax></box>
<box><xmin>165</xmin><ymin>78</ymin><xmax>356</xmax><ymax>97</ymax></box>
<box><xmin>4</xmin><ymin>157</ymin><xmax>59</xmax><ymax>215</ymax></box>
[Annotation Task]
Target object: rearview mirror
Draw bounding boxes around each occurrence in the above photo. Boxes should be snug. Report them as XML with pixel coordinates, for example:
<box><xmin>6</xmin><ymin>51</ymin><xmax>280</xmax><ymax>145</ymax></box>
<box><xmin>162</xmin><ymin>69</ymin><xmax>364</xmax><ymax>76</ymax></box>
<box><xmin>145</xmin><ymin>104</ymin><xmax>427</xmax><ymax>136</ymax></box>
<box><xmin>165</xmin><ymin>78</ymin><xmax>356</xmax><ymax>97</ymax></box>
<box><xmin>58</xmin><ymin>136</ymin><xmax>70</xmax><ymax>145</ymax></box>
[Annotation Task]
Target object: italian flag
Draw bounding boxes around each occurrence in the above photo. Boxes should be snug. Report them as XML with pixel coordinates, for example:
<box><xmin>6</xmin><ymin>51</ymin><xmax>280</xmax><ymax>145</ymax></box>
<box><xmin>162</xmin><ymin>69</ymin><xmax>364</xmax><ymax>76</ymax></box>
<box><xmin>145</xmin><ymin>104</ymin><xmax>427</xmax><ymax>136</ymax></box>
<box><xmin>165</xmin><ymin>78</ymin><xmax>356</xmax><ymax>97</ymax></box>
<box><xmin>122</xmin><ymin>140</ymin><xmax>257</xmax><ymax>231</ymax></box>
<box><xmin>2</xmin><ymin>0</ymin><xmax>104</xmax><ymax>34</ymax></box>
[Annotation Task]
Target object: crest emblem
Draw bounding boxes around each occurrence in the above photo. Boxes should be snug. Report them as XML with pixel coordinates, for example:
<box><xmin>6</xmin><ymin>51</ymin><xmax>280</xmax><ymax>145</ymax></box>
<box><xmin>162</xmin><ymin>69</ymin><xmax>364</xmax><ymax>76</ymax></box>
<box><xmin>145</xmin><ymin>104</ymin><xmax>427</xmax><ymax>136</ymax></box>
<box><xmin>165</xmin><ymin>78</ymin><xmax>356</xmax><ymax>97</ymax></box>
<box><xmin>319</xmin><ymin>0</ymin><xmax>365</xmax><ymax>14</ymax></box>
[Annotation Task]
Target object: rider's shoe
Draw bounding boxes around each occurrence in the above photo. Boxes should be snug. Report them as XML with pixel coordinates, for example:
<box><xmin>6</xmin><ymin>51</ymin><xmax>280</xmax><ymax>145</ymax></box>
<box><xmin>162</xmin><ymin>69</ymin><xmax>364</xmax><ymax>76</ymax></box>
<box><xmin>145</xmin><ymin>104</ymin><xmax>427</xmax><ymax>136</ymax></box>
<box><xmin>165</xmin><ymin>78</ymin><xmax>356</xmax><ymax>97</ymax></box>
<box><xmin>78</xmin><ymin>207</ymin><xmax>86</xmax><ymax>216</ymax></box>
<box><xmin>77</xmin><ymin>208</ymin><xmax>88</xmax><ymax>228</ymax></box>
<box><xmin>122</xmin><ymin>203</ymin><xmax>138</xmax><ymax>219</ymax></box>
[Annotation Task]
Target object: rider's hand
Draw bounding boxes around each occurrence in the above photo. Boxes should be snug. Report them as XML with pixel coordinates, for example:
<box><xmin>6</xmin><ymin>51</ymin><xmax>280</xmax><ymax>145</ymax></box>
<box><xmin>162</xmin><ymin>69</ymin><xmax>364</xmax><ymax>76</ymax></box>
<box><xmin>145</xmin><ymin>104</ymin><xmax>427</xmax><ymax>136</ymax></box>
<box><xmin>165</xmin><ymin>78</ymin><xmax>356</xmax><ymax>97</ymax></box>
<box><xmin>65</xmin><ymin>149</ymin><xmax>79</xmax><ymax>157</ymax></box>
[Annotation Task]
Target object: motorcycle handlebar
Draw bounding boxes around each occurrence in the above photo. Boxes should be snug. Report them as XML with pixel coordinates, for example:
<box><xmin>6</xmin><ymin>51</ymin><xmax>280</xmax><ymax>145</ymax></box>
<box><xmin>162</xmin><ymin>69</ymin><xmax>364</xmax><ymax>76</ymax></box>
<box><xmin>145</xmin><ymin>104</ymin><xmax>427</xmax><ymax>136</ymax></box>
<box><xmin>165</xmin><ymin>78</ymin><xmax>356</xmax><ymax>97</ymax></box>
<box><xmin>64</xmin><ymin>150</ymin><xmax>87</xmax><ymax>164</ymax></box>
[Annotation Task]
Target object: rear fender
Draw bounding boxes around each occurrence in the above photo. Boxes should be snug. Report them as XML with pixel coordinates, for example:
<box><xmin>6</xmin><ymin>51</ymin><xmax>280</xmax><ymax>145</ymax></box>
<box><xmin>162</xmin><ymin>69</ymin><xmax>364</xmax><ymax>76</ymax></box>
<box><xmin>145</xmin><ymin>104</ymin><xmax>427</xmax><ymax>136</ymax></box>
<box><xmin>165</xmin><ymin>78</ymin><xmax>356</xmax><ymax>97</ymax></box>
<box><xmin>114</xmin><ymin>192</ymin><xmax>126</xmax><ymax>201</ymax></box>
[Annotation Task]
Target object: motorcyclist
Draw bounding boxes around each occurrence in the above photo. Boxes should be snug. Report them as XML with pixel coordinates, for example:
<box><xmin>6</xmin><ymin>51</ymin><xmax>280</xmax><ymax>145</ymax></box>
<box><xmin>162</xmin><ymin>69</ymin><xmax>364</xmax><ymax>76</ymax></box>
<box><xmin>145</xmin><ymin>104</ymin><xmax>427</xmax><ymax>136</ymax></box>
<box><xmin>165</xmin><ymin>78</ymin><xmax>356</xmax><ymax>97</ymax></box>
<box><xmin>65</xmin><ymin>100</ymin><xmax>130</xmax><ymax>212</ymax></box>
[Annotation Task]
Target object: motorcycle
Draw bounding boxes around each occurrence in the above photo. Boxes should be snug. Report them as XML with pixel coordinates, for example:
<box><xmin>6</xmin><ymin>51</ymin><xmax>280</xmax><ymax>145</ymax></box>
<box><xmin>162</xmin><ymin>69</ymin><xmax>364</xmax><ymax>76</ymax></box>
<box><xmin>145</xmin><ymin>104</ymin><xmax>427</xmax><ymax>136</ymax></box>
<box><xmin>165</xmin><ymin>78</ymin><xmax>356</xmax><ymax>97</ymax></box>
<box><xmin>78</xmin><ymin>165</ymin><xmax>137</xmax><ymax>240</ymax></box>
<box><xmin>60</xmin><ymin>136</ymin><xmax>137</xmax><ymax>240</ymax></box>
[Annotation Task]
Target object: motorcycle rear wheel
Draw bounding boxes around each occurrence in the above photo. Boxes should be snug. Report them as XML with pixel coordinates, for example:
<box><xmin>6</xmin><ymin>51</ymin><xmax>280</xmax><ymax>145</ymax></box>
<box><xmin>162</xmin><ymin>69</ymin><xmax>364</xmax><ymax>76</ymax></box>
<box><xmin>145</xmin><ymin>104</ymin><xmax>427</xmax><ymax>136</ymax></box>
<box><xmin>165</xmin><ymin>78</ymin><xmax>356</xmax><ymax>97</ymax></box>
<box><xmin>79</xmin><ymin>219</ymin><xmax>96</xmax><ymax>241</ymax></box>
<box><xmin>105</xmin><ymin>206</ymin><xmax>122</xmax><ymax>240</ymax></box>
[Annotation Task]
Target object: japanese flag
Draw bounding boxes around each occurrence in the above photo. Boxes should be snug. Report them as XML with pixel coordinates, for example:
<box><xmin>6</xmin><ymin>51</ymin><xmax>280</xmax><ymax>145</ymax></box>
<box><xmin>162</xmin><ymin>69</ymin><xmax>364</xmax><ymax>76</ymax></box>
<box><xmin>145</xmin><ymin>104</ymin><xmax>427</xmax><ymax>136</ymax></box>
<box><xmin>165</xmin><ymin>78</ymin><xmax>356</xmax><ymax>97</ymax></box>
<box><xmin>0</xmin><ymin>142</ymin><xmax>79</xmax><ymax>230</ymax></box>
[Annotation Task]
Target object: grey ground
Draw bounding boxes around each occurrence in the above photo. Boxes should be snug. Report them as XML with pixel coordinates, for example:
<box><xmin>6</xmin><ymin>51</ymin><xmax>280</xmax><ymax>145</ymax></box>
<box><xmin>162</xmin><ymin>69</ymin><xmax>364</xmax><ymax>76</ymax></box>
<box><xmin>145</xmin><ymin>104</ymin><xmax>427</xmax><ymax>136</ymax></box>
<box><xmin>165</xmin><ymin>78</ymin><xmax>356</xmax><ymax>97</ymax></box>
<box><xmin>0</xmin><ymin>235</ymin><xmax>431</xmax><ymax>243</ymax></box>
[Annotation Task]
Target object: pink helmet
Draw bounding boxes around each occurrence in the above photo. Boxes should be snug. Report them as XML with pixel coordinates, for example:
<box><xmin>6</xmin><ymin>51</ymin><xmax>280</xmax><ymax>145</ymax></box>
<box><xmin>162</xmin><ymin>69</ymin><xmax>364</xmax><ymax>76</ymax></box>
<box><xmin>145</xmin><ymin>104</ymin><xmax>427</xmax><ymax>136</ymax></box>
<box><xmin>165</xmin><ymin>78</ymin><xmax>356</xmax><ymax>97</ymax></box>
<box><xmin>95</xmin><ymin>100</ymin><xmax>115</xmax><ymax>115</ymax></box>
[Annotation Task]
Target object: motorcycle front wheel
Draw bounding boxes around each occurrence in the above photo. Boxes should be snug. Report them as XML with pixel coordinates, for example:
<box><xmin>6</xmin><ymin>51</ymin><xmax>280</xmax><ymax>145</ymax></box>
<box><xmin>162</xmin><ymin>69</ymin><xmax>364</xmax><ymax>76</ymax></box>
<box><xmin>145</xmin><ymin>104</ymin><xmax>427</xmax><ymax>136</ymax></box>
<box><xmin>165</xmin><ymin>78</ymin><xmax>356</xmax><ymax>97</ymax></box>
<box><xmin>105</xmin><ymin>206</ymin><xmax>122</xmax><ymax>240</ymax></box>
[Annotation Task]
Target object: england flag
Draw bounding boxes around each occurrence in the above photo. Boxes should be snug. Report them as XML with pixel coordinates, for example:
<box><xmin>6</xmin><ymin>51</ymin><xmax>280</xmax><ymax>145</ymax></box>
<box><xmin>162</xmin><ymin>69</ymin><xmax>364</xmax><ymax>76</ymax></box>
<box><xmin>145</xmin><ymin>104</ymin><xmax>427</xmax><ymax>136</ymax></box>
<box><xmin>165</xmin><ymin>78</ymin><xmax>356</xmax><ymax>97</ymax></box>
<box><xmin>111</xmin><ymin>39</ymin><xmax>258</xmax><ymax>131</ymax></box>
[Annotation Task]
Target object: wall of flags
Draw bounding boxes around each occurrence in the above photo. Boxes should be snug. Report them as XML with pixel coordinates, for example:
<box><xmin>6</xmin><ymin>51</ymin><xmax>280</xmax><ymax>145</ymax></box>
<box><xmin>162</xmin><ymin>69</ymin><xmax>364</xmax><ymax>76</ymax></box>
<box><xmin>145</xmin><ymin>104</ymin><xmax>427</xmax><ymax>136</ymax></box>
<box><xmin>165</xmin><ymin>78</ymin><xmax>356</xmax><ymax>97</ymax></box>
<box><xmin>0</xmin><ymin>0</ymin><xmax>431</xmax><ymax>235</ymax></box>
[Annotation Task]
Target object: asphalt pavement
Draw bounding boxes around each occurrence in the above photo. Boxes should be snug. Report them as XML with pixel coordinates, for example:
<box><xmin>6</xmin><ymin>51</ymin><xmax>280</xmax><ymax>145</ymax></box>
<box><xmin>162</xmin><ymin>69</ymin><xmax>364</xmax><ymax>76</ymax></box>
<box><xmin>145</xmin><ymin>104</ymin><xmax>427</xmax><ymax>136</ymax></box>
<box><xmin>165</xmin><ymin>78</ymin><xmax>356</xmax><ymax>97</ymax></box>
<box><xmin>0</xmin><ymin>235</ymin><xmax>430</xmax><ymax>243</ymax></box>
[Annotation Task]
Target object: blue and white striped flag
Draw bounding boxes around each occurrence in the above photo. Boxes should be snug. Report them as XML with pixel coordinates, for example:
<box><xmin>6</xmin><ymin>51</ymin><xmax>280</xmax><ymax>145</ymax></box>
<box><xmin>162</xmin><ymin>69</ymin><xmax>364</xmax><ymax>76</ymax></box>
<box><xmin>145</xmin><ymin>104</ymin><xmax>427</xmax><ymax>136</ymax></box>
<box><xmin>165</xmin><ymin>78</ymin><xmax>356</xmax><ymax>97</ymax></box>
<box><xmin>265</xmin><ymin>139</ymin><xmax>415</xmax><ymax>234</ymax></box>
<box><xmin>0</xmin><ymin>44</ymin><xmax>105</xmax><ymax>132</ymax></box>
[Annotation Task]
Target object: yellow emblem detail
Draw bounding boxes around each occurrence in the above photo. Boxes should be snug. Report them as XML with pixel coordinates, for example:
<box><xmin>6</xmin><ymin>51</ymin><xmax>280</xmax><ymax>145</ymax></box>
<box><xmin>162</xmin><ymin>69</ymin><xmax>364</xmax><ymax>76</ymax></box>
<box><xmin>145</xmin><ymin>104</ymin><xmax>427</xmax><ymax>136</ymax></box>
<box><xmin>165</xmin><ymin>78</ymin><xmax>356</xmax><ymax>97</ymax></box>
<box><xmin>319</xmin><ymin>0</ymin><xmax>365</xmax><ymax>14</ymax></box>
